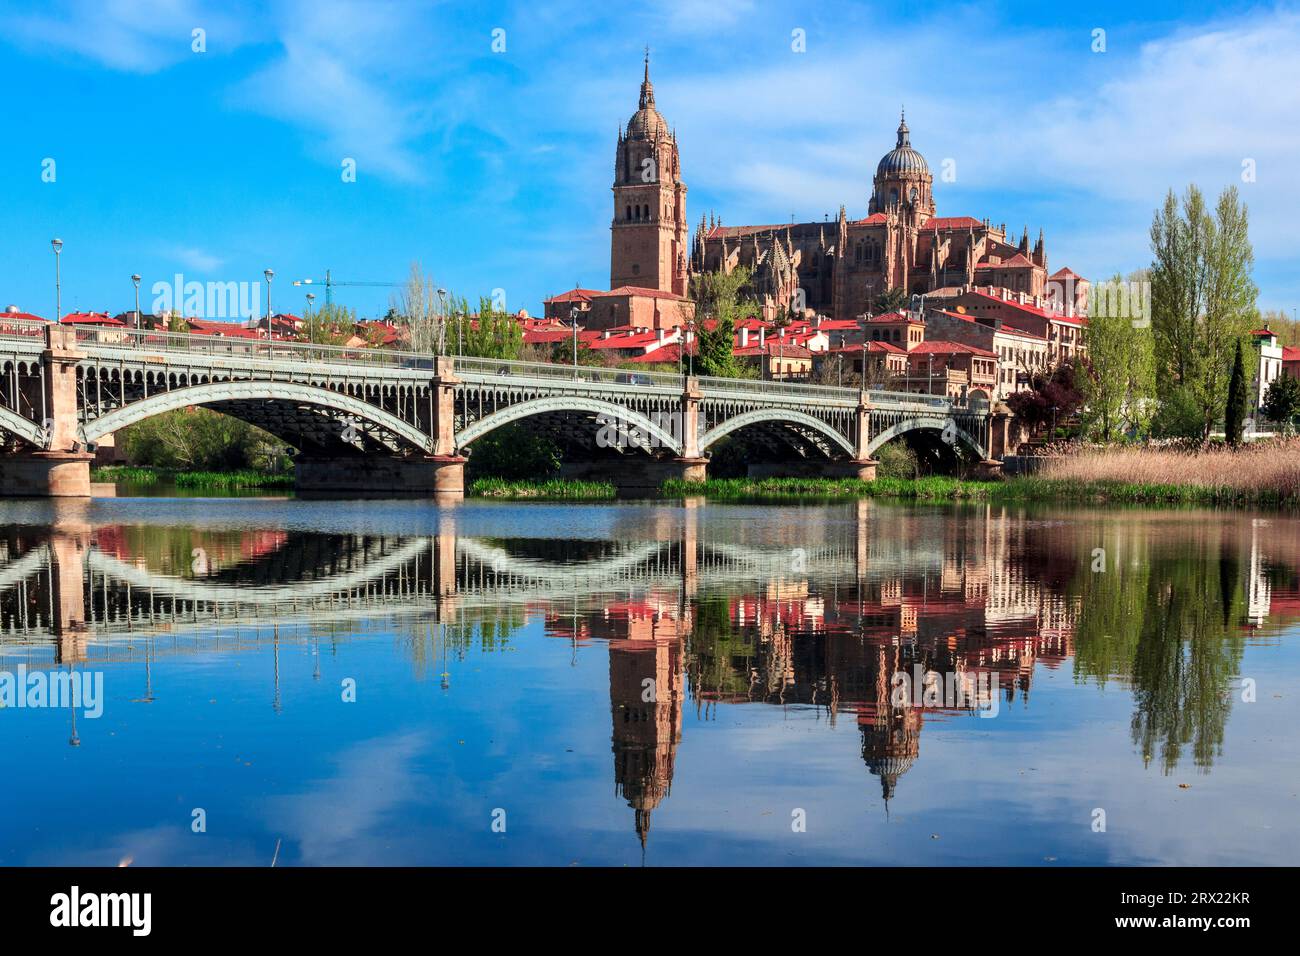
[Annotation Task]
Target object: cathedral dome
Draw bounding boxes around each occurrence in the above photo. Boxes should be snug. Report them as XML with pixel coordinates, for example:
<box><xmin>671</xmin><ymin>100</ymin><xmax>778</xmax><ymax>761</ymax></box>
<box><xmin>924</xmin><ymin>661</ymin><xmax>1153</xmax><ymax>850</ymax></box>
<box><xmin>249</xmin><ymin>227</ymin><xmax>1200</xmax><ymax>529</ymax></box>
<box><xmin>627</xmin><ymin>105</ymin><xmax>668</xmax><ymax>141</ymax></box>
<box><xmin>626</xmin><ymin>56</ymin><xmax>669</xmax><ymax>141</ymax></box>
<box><xmin>876</xmin><ymin>113</ymin><xmax>929</xmax><ymax>177</ymax></box>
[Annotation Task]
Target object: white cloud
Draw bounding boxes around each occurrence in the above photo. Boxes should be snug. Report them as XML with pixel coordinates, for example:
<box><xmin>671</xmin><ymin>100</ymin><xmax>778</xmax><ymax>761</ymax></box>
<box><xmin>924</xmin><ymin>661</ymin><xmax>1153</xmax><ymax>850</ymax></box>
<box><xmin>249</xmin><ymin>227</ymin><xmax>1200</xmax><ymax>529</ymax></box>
<box><xmin>163</xmin><ymin>244</ymin><xmax>225</xmax><ymax>272</ymax></box>
<box><xmin>0</xmin><ymin>0</ymin><xmax>251</xmax><ymax>72</ymax></box>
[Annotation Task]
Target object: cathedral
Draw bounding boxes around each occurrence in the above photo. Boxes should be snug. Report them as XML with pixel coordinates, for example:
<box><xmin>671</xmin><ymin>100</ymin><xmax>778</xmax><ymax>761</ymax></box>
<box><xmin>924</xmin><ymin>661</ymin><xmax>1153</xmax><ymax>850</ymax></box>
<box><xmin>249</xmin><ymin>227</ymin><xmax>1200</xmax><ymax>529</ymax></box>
<box><xmin>609</xmin><ymin>55</ymin><xmax>690</xmax><ymax>299</ymax></box>
<box><xmin>605</xmin><ymin>57</ymin><xmax>1075</xmax><ymax>325</ymax></box>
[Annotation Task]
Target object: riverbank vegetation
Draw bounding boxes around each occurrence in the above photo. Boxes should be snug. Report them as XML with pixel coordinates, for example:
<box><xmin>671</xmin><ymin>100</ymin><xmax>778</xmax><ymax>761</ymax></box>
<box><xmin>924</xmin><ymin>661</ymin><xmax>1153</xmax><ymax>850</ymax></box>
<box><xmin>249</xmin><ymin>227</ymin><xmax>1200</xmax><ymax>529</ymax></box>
<box><xmin>117</xmin><ymin>407</ymin><xmax>290</xmax><ymax>473</ymax></box>
<box><xmin>469</xmin><ymin>477</ymin><xmax>616</xmax><ymax>499</ymax></box>
<box><xmin>92</xmin><ymin>465</ymin><xmax>293</xmax><ymax>489</ymax></box>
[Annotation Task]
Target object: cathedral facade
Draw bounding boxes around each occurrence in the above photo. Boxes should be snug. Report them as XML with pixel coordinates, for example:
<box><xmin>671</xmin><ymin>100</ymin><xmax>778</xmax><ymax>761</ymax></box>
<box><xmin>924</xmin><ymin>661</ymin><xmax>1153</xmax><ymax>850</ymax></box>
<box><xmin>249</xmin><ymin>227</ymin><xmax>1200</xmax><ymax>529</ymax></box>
<box><xmin>692</xmin><ymin>113</ymin><xmax>1055</xmax><ymax>322</ymax></box>
<box><xmin>604</xmin><ymin>59</ymin><xmax>1073</xmax><ymax>326</ymax></box>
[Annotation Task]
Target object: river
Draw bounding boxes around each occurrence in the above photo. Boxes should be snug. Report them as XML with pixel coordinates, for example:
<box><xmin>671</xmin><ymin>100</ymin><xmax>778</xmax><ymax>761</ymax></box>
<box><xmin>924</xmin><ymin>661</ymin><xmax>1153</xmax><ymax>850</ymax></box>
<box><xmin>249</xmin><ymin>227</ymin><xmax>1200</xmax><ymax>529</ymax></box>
<box><xmin>1</xmin><ymin>495</ymin><xmax>1297</xmax><ymax>866</ymax></box>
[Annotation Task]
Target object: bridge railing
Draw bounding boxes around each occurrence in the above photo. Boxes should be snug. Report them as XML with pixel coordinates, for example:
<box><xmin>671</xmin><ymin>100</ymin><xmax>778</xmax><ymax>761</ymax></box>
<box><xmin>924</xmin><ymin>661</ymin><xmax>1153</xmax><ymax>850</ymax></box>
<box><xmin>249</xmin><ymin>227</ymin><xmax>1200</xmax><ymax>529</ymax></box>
<box><xmin>0</xmin><ymin>318</ymin><xmax>50</xmax><ymax>342</ymax></box>
<box><xmin>452</xmin><ymin>355</ymin><xmax>684</xmax><ymax>389</ymax></box>
<box><xmin>44</xmin><ymin>324</ymin><xmax>971</xmax><ymax>412</ymax></box>
<box><xmin>70</xmin><ymin>325</ymin><xmax>434</xmax><ymax>369</ymax></box>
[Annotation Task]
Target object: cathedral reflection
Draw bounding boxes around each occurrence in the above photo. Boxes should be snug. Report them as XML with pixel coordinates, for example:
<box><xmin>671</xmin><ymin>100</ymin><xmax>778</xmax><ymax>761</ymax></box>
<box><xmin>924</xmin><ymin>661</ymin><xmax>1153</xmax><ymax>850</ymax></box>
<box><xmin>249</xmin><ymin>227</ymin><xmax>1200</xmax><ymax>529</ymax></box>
<box><xmin>3</xmin><ymin>501</ymin><xmax>1299</xmax><ymax>846</ymax></box>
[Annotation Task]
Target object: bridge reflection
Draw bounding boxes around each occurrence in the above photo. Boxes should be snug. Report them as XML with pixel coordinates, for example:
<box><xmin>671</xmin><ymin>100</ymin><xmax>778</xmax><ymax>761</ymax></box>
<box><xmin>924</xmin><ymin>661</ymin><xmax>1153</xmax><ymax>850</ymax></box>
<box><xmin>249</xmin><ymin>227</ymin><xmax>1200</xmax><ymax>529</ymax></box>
<box><xmin>2</xmin><ymin>501</ymin><xmax>1296</xmax><ymax>845</ymax></box>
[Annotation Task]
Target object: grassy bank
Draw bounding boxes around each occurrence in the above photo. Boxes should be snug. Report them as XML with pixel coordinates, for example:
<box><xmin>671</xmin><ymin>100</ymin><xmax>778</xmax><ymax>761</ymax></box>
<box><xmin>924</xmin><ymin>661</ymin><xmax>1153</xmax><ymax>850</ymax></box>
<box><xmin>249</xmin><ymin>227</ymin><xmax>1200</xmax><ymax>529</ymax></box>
<box><xmin>92</xmin><ymin>465</ymin><xmax>293</xmax><ymax>489</ymax></box>
<box><xmin>469</xmin><ymin>477</ymin><xmax>617</xmax><ymax>499</ymax></box>
<box><xmin>663</xmin><ymin>475</ymin><xmax>1296</xmax><ymax>507</ymax></box>
<box><xmin>662</xmin><ymin>476</ymin><xmax>997</xmax><ymax>500</ymax></box>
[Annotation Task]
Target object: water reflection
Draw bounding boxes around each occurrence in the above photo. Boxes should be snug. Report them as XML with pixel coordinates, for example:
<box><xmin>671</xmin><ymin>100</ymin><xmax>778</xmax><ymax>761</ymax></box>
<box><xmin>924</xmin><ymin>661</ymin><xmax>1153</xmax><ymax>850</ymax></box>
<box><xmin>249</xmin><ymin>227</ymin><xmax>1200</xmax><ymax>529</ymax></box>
<box><xmin>2</xmin><ymin>498</ymin><xmax>1298</xmax><ymax>860</ymax></box>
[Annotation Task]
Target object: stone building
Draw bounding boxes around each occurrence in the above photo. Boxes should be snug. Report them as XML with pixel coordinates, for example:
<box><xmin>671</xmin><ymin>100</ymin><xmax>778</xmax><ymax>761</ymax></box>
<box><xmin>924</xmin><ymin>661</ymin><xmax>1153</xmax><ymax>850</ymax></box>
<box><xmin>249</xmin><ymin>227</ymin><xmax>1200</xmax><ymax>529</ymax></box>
<box><xmin>609</xmin><ymin>55</ymin><xmax>691</xmax><ymax>301</ymax></box>
<box><xmin>692</xmin><ymin>111</ymin><xmax>1070</xmax><ymax>323</ymax></box>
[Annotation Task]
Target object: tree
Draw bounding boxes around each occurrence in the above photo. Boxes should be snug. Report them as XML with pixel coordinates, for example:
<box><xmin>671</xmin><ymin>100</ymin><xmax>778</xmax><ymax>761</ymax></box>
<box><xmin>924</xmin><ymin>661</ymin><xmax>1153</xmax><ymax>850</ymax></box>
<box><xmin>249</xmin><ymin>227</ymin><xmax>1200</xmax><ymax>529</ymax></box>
<box><xmin>873</xmin><ymin>287</ymin><xmax>908</xmax><ymax>314</ymax></box>
<box><xmin>470</xmin><ymin>296</ymin><xmax>523</xmax><ymax>360</ymax></box>
<box><xmin>1007</xmin><ymin>360</ymin><xmax>1086</xmax><ymax>437</ymax></box>
<box><xmin>1081</xmin><ymin>272</ymin><xmax>1156</xmax><ymax>441</ymax></box>
<box><xmin>1261</xmin><ymin>373</ymin><xmax>1300</xmax><ymax>435</ymax></box>
<box><xmin>393</xmin><ymin>262</ymin><xmax>447</xmax><ymax>355</ymax></box>
<box><xmin>299</xmin><ymin>303</ymin><xmax>354</xmax><ymax>345</ymax></box>
<box><xmin>1150</xmin><ymin>385</ymin><xmax>1205</xmax><ymax>441</ymax></box>
<box><xmin>1149</xmin><ymin>184</ymin><xmax>1259</xmax><ymax>437</ymax></box>
<box><xmin>1224</xmin><ymin>338</ymin><xmax>1248</xmax><ymax>447</ymax></box>
<box><xmin>689</xmin><ymin>266</ymin><xmax>755</xmax><ymax>378</ymax></box>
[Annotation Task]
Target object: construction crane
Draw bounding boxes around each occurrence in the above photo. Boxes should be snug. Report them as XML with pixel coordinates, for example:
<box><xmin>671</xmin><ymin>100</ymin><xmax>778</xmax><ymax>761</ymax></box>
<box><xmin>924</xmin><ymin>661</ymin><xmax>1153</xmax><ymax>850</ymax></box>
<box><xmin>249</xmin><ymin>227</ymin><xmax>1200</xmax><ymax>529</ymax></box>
<box><xmin>292</xmin><ymin>269</ymin><xmax>400</xmax><ymax>306</ymax></box>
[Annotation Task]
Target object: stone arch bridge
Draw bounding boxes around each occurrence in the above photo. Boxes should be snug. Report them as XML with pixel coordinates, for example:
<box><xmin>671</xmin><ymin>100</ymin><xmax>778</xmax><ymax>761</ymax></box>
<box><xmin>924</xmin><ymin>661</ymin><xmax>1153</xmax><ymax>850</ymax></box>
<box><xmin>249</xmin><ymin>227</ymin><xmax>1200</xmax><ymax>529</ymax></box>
<box><xmin>0</xmin><ymin>322</ymin><xmax>1015</xmax><ymax>496</ymax></box>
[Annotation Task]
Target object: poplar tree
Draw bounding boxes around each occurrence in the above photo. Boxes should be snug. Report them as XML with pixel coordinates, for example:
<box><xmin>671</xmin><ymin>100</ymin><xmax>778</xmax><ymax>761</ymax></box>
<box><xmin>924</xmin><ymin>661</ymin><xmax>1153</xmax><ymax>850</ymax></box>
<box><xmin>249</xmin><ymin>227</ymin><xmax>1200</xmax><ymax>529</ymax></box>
<box><xmin>1149</xmin><ymin>185</ymin><xmax>1258</xmax><ymax>438</ymax></box>
<box><xmin>1082</xmin><ymin>272</ymin><xmax>1156</xmax><ymax>441</ymax></box>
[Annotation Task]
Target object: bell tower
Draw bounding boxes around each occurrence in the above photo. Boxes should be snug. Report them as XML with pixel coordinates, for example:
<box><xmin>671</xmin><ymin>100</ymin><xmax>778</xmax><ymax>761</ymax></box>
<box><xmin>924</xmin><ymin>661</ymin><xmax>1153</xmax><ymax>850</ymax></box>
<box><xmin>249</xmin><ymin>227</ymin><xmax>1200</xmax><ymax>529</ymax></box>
<box><xmin>611</xmin><ymin>53</ymin><xmax>689</xmax><ymax>296</ymax></box>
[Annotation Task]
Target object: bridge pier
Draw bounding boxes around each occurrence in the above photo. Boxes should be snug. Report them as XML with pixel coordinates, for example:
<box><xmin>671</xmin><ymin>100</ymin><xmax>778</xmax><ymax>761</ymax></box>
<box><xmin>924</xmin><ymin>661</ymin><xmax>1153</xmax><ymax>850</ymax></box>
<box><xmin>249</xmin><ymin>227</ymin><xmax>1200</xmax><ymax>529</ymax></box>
<box><xmin>0</xmin><ymin>452</ymin><xmax>94</xmax><ymax>497</ymax></box>
<box><xmin>294</xmin><ymin>455</ymin><xmax>466</xmax><ymax>499</ymax></box>
<box><xmin>0</xmin><ymin>326</ymin><xmax>93</xmax><ymax>497</ymax></box>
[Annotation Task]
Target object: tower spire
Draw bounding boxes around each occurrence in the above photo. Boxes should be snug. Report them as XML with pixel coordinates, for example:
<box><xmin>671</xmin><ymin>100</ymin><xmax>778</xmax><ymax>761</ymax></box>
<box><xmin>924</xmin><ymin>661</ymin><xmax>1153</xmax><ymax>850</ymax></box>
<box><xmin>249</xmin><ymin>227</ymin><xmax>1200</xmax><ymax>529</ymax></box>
<box><xmin>896</xmin><ymin>107</ymin><xmax>910</xmax><ymax>148</ymax></box>
<box><xmin>640</xmin><ymin>45</ymin><xmax>654</xmax><ymax>109</ymax></box>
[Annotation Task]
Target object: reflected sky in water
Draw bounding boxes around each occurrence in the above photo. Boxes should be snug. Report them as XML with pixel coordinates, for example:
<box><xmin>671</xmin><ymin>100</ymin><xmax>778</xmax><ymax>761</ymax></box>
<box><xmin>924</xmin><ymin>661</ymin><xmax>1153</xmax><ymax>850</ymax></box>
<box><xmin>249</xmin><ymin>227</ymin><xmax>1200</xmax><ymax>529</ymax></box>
<box><xmin>1</xmin><ymin>496</ymin><xmax>1298</xmax><ymax>866</ymax></box>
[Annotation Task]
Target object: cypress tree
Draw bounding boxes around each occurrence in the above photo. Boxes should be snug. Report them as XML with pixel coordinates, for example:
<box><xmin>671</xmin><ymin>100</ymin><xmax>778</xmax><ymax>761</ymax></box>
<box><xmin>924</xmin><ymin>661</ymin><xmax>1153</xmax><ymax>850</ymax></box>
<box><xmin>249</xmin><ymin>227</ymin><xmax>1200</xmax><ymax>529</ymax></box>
<box><xmin>1224</xmin><ymin>338</ymin><xmax>1247</xmax><ymax>447</ymax></box>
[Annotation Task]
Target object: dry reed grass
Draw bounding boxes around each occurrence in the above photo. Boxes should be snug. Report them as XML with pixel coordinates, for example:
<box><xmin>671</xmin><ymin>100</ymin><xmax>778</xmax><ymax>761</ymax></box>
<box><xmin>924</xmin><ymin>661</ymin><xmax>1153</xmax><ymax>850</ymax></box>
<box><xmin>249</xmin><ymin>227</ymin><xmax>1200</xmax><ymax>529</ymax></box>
<box><xmin>1043</xmin><ymin>440</ymin><xmax>1300</xmax><ymax>500</ymax></box>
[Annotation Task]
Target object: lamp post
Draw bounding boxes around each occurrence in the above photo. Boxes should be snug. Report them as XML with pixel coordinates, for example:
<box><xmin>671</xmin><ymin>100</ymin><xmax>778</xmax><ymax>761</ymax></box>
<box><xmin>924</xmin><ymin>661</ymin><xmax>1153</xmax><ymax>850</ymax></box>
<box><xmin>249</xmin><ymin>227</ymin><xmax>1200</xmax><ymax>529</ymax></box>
<box><xmin>305</xmin><ymin>292</ymin><xmax>316</xmax><ymax>342</ymax></box>
<box><xmin>436</xmin><ymin>288</ymin><xmax>449</xmax><ymax>356</ymax></box>
<box><xmin>263</xmin><ymin>268</ymin><xmax>274</xmax><ymax>343</ymax></box>
<box><xmin>569</xmin><ymin>306</ymin><xmax>580</xmax><ymax>379</ymax></box>
<box><xmin>131</xmin><ymin>274</ymin><xmax>141</xmax><ymax>331</ymax></box>
<box><xmin>686</xmin><ymin>321</ymin><xmax>696</xmax><ymax>382</ymax></box>
<box><xmin>51</xmin><ymin>239</ymin><xmax>63</xmax><ymax>323</ymax></box>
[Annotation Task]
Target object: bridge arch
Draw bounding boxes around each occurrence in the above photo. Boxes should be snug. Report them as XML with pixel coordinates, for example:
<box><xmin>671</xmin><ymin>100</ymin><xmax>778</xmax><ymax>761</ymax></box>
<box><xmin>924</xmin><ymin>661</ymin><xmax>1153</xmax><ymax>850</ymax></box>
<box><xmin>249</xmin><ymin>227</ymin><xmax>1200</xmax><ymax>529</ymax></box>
<box><xmin>699</xmin><ymin>408</ymin><xmax>856</xmax><ymax>458</ymax></box>
<box><xmin>455</xmin><ymin>396</ymin><xmax>684</xmax><ymax>456</ymax></box>
<box><xmin>80</xmin><ymin>381</ymin><xmax>434</xmax><ymax>454</ymax></box>
<box><xmin>866</xmin><ymin>416</ymin><xmax>985</xmax><ymax>459</ymax></box>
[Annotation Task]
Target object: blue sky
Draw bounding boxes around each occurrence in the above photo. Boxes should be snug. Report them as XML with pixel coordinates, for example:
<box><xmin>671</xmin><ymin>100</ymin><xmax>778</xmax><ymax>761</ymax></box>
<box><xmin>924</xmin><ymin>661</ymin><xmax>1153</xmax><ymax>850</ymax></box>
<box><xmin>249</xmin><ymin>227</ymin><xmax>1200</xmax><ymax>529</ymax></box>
<box><xmin>2</xmin><ymin>0</ymin><xmax>1298</xmax><ymax>321</ymax></box>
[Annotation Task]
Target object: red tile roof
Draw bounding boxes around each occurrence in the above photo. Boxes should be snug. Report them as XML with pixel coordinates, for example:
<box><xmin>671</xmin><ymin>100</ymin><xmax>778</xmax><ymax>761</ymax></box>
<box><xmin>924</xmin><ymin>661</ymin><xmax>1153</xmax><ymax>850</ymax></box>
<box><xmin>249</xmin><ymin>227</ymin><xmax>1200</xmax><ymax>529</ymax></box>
<box><xmin>628</xmin><ymin>343</ymin><xmax>686</xmax><ymax>363</ymax></box>
<box><xmin>599</xmin><ymin>286</ymin><xmax>691</xmax><ymax>301</ymax></box>
<box><xmin>1</xmin><ymin>310</ymin><xmax>46</xmax><ymax>322</ymax></box>
<box><xmin>909</xmin><ymin>340</ymin><xmax>997</xmax><ymax>357</ymax></box>
<box><xmin>1050</xmin><ymin>267</ymin><xmax>1083</xmax><ymax>279</ymax></box>
<box><xmin>922</xmin><ymin>216</ymin><xmax>983</xmax><ymax>231</ymax></box>
<box><xmin>544</xmin><ymin>288</ymin><xmax>602</xmax><ymax>303</ymax></box>
<box><xmin>61</xmin><ymin>312</ymin><xmax>125</xmax><ymax>326</ymax></box>
<box><xmin>977</xmin><ymin>253</ymin><xmax>1034</xmax><ymax>268</ymax></box>
<box><xmin>1282</xmin><ymin>346</ymin><xmax>1300</xmax><ymax>362</ymax></box>
<box><xmin>962</xmin><ymin>289</ymin><xmax>1085</xmax><ymax>326</ymax></box>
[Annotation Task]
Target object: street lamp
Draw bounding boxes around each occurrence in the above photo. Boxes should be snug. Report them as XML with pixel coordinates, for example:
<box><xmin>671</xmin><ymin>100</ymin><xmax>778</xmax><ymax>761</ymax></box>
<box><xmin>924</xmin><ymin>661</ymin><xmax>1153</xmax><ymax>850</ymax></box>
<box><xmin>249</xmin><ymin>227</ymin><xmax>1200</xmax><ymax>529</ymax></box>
<box><xmin>686</xmin><ymin>316</ymin><xmax>695</xmax><ymax>378</ymax></box>
<box><xmin>305</xmin><ymin>292</ymin><xmax>316</xmax><ymax>342</ymax></box>
<box><xmin>436</xmin><ymin>288</ymin><xmax>449</xmax><ymax>356</ymax></box>
<box><xmin>131</xmin><ymin>274</ymin><xmax>142</xmax><ymax>331</ymax></box>
<box><xmin>51</xmin><ymin>238</ymin><xmax>63</xmax><ymax>323</ymax></box>
<box><xmin>263</xmin><ymin>268</ymin><xmax>274</xmax><ymax>343</ymax></box>
<box><xmin>569</xmin><ymin>306</ymin><xmax>580</xmax><ymax>379</ymax></box>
